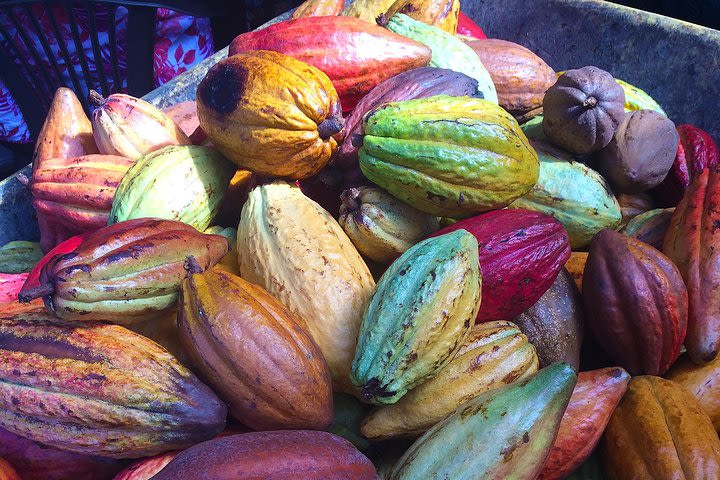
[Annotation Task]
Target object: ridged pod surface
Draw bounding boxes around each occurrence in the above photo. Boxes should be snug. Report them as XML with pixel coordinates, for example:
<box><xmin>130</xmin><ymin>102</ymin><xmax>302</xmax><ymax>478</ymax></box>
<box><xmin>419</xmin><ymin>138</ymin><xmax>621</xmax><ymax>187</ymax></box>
<box><xmin>18</xmin><ymin>218</ymin><xmax>229</xmax><ymax>324</ymax></box>
<box><xmin>339</xmin><ymin>186</ymin><xmax>439</xmax><ymax>263</ymax></box>
<box><xmin>90</xmin><ymin>91</ymin><xmax>191</xmax><ymax>160</ymax></box>
<box><xmin>359</xmin><ymin>95</ymin><xmax>538</xmax><ymax>218</ymax></box>
<box><xmin>178</xmin><ymin>265</ymin><xmax>333</xmax><ymax>430</ymax></box>
<box><xmin>620</xmin><ymin>207</ymin><xmax>674</xmax><ymax>250</ymax></box>
<box><xmin>197</xmin><ymin>51</ymin><xmax>343</xmax><ymax>179</ymax></box>
<box><xmin>584</xmin><ymin>229</ymin><xmax>687</xmax><ymax>375</ymax></box>
<box><xmin>432</xmin><ymin>208</ymin><xmax>569</xmax><ymax>321</ymax></box>
<box><xmin>361</xmin><ymin>321</ymin><xmax>538</xmax><ymax>440</ymax></box>
<box><xmin>236</xmin><ymin>182</ymin><xmax>375</xmax><ymax>391</ymax></box>
<box><xmin>151</xmin><ymin>431</ymin><xmax>379</xmax><ymax>480</ymax></box>
<box><xmin>109</xmin><ymin>145</ymin><xmax>234</xmax><ymax>231</ymax></box>
<box><xmin>603</xmin><ymin>376</ymin><xmax>720</xmax><ymax>479</ymax></box>
<box><xmin>228</xmin><ymin>16</ymin><xmax>431</xmax><ymax>111</ymax></box>
<box><xmin>342</xmin><ymin>0</ymin><xmax>396</xmax><ymax>23</ymax></box>
<box><xmin>23</xmin><ymin>232</ymin><xmax>90</xmax><ymax>291</ymax></box>
<box><xmin>384</xmin><ymin>0</ymin><xmax>460</xmax><ymax>33</ymax></box>
<box><xmin>351</xmin><ymin>230</ymin><xmax>481</xmax><ymax>405</ymax></box>
<box><xmin>666</xmin><ymin>353</ymin><xmax>720</xmax><ymax>432</ymax></box>
<box><xmin>381</xmin><ymin>13</ymin><xmax>496</xmax><ymax>102</ymax></box>
<box><xmin>31</xmin><ymin>154</ymin><xmax>135</xmax><ymax>252</ymax></box>
<box><xmin>510</xmin><ymin>140</ymin><xmax>621</xmax><ymax>248</ymax></box>
<box><xmin>0</xmin><ymin>241</ymin><xmax>42</xmax><ymax>274</ymax></box>
<box><xmin>390</xmin><ymin>363</ymin><xmax>577</xmax><ymax>480</ymax></box>
<box><xmin>664</xmin><ymin>166</ymin><xmax>720</xmax><ymax>364</ymax></box>
<box><xmin>0</xmin><ymin>306</ymin><xmax>226</xmax><ymax>458</ymax></box>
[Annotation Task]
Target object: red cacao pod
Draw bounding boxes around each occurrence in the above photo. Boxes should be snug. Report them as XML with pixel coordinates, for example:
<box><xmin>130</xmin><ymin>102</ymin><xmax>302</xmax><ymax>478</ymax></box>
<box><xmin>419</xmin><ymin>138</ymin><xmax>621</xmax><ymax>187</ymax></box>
<box><xmin>431</xmin><ymin>209</ymin><xmax>570</xmax><ymax>321</ymax></box>
<box><xmin>654</xmin><ymin>124</ymin><xmax>720</xmax><ymax>206</ymax></box>
<box><xmin>538</xmin><ymin>367</ymin><xmax>630</xmax><ymax>480</ymax></box>
<box><xmin>23</xmin><ymin>231</ymin><xmax>91</xmax><ymax>291</ymax></box>
<box><xmin>112</xmin><ymin>451</ymin><xmax>178</xmax><ymax>480</ymax></box>
<box><xmin>456</xmin><ymin>11</ymin><xmax>486</xmax><ymax>39</ymax></box>
<box><xmin>151</xmin><ymin>431</ymin><xmax>379</xmax><ymax>480</ymax></box>
<box><xmin>0</xmin><ymin>273</ymin><xmax>27</xmax><ymax>304</ymax></box>
<box><xmin>583</xmin><ymin>229</ymin><xmax>687</xmax><ymax>375</ymax></box>
<box><xmin>664</xmin><ymin>165</ymin><xmax>720</xmax><ymax>364</ymax></box>
<box><xmin>228</xmin><ymin>16</ymin><xmax>432</xmax><ymax>111</ymax></box>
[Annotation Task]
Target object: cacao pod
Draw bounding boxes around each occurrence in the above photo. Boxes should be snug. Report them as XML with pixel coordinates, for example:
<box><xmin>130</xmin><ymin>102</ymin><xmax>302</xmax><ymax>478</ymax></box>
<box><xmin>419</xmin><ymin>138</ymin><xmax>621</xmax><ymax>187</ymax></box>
<box><xmin>359</xmin><ymin>95</ymin><xmax>539</xmax><ymax>218</ymax></box>
<box><xmin>384</xmin><ymin>0</ymin><xmax>460</xmax><ymax>33</ymax></box>
<box><xmin>214</xmin><ymin>169</ymin><xmax>254</xmax><ymax>227</ymax></box>
<box><xmin>229</xmin><ymin>16</ymin><xmax>432</xmax><ymax>111</ymax></box>
<box><xmin>18</xmin><ymin>218</ymin><xmax>228</xmax><ymax>324</ymax></box>
<box><xmin>204</xmin><ymin>225</ymin><xmax>239</xmax><ymax>275</ymax></box>
<box><xmin>109</xmin><ymin>145</ymin><xmax>234</xmax><ymax>231</ymax></box>
<box><xmin>465</xmin><ymin>38</ymin><xmax>556</xmax><ymax>115</ymax></box>
<box><xmin>603</xmin><ymin>376</ymin><xmax>720</xmax><ymax>479</ymax></box>
<box><xmin>336</xmin><ymin>66</ymin><xmax>480</xmax><ymax>170</ymax></box>
<box><xmin>23</xmin><ymin>232</ymin><xmax>91</xmax><ymax>290</ymax></box>
<box><xmin>381</xmin><ymin>13</ymin><xmax>497</xmax><ymax>102</ymax></box>
<box><xmin>179</xmin><ymin>261</ymin><xmax>333</xmax><ymax>430</ymax></box>
<box><xmin>89</xmin><ymin>90</ymin><xmax>191</xmax><ymax>160</ymax></box>
<box><xmin>456</xmin><ymin>11</ymin><xmax>487</xmax><ymax>39</ymax></box>
<box><xmin>0</xmin><ymin>307</ymin><xmax>226</xmax><ymax>458</ymax></box>
<box><xmin>654</xmin><ymin>124</ymin><xmax>720</xmax><ymax>206</ymax></box>
<box><xmin>292</xmin><ymin>0</ymin><xmax>344</xmax><ymax>18</ymax></box>
<box><xmin>162</xmin><ymin>101</ymin><xmax>198</xmax><ymax>138</ymax></box>
<box><xmin>351</xmin><ymin>230</ymin><xmax>481</xmax><ymax>404</ymax></box>
<box><xmin>390</xmin><ymin>363</ymin><xmax>577</xmax><ymax>480</ymax></box>
<box><xmin>197</xmin><ymin>51</ymin><xmax>343</xmax><ymax>179</ymax></box>
<box><xmin>666</xmin><ymin>354</ymin><xmax>720</xmax><ymax>432</ymax></box>
<box><xmin>521</xmin><ymin>114</ymin><xmax>546</xmax><ymax>140</ymax></box>
<box><xmin>361</xmin><ymin>321</ymin><xmax>538</xmax><ymax>440</ymax></box>
<box><xmin>339</xmin><ymin>186</ymin><xmax>439</xmax><ymax>263</ymax></box>
<box><xmin>510</xmin><ymin>139</ymin><xmax>622</xmax><ymax>248</ymax></box>
<box><xmin>237</xmin><ymin>182</ymin><xmax>375</xmax><ymax>391</ymax></box>
<box><xmin>620</xmin><ymin>207</ymin><xmax>674</xmax><ymax>249</ymax></box>
<box><xmin>32</xmin><ymin>87</ymin><xmax>98</xmax><ymax>170</ymax></box>
<box><xmin>432</xmin><ymin>208</ymin><xmax>570</xmax><ymax>321</ymax></box>
<box><xmin>0</xmin><ymin>458</ymin><xmax>19</xmax><ymax>480</ymax></box>
<box><xmin>113</xmin><ymin>452</ymin><xmax>178</xmax><ymax>480</ymax></box>
<box><xmin>564</xmin><ymin>252</ymin><xmax>587</xmax><ymax>291</ymax></box>
<box><xmin>617</xmin><ymin>192</ymin><xmax>654</xmax><ymax>225</ymax></box>
<box><xmin>152</xmin><ymin>431</ymin><xmax>379</xmax><ymax>480</ymax></box>
<box><xmin>0</xmin><ymin>241</ymin><xmax>42</xmax><ymax>274</ymax></box>
<box><xmin>615</xmin><ymin>79</ymin><xmax>665</xmax><ymax>114</ymax></box>
<box><xmin>538</xmin><ymin>367</ymin><xmax>630</xmax><ymax>480</ymax></box>
<box><xmin>127</xmin><ymin>309</ymin><xmax>189</xmax><ymax>366</ymax></box>
<box><xmin>543</xmin><ymin>67</ymin><xmax>625</xmax><ymax>155</ymax></box>
<box><xmin>31</xmin><ymin>154</ymin><xmax>134</xmax><ymax>252</ymax></box>
<box><xmin>664</xmin><ymin>165</ymin><xmax>720</xmax><ymax>364</ymax></box>
<box><xmin>342</xmin><ymin>0</ymin><xmax>397</xmax><ymax>23</ymax></box>
<box><xmin>514</xmin><ymin>269</ymin><xmax>584</xmax><ymax>369</ymax></box>
<box><xmin>0</xmin><ymin>274</ymin><xmax>27</xmax><ymax>304</ymax></box>
<box><xmin>326</xmin><ymin>393</ymin><xmax>372</xmax><ymax>451</ymax></box>
<box><xmin>583</xmin><ymin>229</ymin><xmax>687</xmax><ymax>375</ymax></box>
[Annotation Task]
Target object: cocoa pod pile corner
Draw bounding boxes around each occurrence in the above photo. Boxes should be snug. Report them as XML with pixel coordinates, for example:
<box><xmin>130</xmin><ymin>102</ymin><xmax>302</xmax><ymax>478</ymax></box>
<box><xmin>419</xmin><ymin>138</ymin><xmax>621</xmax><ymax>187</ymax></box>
<box><xmin>1</xmin><ymin>0</ymin><xmax>719</xmax><ymax>478</ymax></box>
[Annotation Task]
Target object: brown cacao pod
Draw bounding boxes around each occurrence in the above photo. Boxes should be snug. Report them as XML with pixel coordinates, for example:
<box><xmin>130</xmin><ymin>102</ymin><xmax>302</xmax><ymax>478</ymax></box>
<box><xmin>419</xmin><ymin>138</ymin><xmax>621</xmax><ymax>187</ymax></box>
<box><xmin>603</xmin><ymin>376</ymin><xmax>720</xmax><ymax>479</ymax></box>
<box><xmin>620</xmin><ymin>207</ymin><xmax>674</xmax><ymax>250</ymax></box>
<box><xmin>666</xmin><ymin>354</ymin><xmax>720</xmax><ymax>432</ymax></box>
<box><xmin>18</xmin><ymin>218</ymin><xmax>228</xmax><ymax>324</ymax></box>
<box><xmin>514</xmin><ymin>268</ymin><xmax>584</xmax><ymax>370</ymax></box>
<box><xmin>663</xmin><ymin>165</ymin><xmax>720</xmax><ymax>364</ymax></box>
<box><xmin>583</xmin><ymin>229</ymin><xmax>687</xmax><ymax>375</ymax></box>
<box><xmin>431</xmin><ymin>208</ymin><xmax>570</xmax><ymax>321</ymax></box>
<box><xmin>538</xmin><ymin>367</ymin><xmax>630</xmax><ymax>480</ymax></box>
<box><xmin>564</xmin><ymin>251</ymin><xmax>587</xmax><ymax>291</ymax></box>
<box><xmin>0</xmin><ymin>307</ymin><xmax>226</xmax><ymax>458</ymax></box>
<box><xmin>464</xmin><ymin>38</ymin><xmax>556</xmax><ymax>115</ymax></box>
<box><xmin>178</xmin><ymin>262</ymin><xmax>333</xmax><ymax>430</ymax></box>
<box><xmin>151</xmin><ymin>431</ymin><xmax>379</xmax><ymax>480</ymax></box>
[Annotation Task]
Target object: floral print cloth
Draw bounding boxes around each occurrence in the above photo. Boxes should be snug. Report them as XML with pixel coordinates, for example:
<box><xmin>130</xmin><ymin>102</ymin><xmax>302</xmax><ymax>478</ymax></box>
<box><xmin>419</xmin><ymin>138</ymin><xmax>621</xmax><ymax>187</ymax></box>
<box><xmin>0</xmin><ymin>5</ymin><xmax>214</xmax><ymax>144</ymax></box>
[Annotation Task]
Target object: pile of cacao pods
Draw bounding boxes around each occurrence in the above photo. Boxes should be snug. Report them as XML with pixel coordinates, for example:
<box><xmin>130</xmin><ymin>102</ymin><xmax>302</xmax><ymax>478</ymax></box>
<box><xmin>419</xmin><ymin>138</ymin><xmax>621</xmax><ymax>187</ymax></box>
<box><xmin>1</xmin><ymin>0</ymin><xmax>719</xmax><ymax>478</ymax></box>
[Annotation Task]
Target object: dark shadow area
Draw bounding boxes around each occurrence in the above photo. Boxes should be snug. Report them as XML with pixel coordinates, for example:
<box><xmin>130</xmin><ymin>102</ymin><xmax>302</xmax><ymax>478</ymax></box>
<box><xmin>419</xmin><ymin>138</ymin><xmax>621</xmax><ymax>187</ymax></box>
<box><xmin>607</xmin><ymin>0</ymin><xmax>720</xmax><ymax>30</ymax></box>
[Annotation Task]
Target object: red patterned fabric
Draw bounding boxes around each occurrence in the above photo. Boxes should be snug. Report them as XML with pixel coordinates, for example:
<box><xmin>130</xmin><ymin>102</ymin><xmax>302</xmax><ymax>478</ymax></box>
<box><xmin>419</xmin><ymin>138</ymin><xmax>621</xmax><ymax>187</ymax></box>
<box><xmin>0</xmin><ymin>5</ymin><xmax>214</xmax><ymax>144</ymax></box>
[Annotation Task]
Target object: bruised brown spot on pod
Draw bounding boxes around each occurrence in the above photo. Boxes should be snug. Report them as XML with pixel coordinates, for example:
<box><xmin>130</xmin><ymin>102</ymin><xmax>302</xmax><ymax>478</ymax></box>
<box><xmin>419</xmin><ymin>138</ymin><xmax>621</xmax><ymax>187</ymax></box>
<box><xmin>198</xmin><ymin>62</ymin><xmax>248</xmax><ymax>116</ymax></box>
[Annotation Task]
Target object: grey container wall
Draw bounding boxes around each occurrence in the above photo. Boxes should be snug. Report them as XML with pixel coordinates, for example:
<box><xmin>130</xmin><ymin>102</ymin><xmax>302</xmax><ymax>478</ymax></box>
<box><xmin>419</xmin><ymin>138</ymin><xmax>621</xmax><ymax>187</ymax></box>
<box><xmin>1</xmin><ymin>0</ymin><xmax>719</xmax><ymax>245</ymax></box>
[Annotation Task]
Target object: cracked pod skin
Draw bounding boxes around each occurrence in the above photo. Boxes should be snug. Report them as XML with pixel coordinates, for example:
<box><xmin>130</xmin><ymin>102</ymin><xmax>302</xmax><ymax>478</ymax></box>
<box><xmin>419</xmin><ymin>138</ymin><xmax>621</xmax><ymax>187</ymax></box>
<box><xmin>351</xmin><ymin>230</ymin><xmax>481</xmax><ymax>405</ymax></box>
<box><xmin>358</xmin><ymin>95</ymin><xmax>538</xmax><ymax>218</ymax></box>
<box><xmin>0</xmin><ymin>306</ymin><xmax>226</xmax><ymax>459</ymax></box>
<box><xmin>583</xmin><ymin>229</ymin><xmax>687</xmax><ymax>376</ymax></box>
<box><xmin>178</xmin><ymin>265</ymin><xmax>333</xmax><ymax>430</ymax></box>
<box><xmin>18</xmin><ymin>218</ymin><xmax>228</xmax><ymax>324</ymax></box>
<box><xmin>197</xmin><ymin>50</ymin><xmax>344</xmax><ymax>179</ymax></box>
<box><xmin>663</xmin><ymin>165</ymin><xmax>720</xmax><ymax>364</ymax></box>
<box><xmin>432</xmin><ymin>208</ymin><xmax>570</xmax><ymax>322</ymax></box>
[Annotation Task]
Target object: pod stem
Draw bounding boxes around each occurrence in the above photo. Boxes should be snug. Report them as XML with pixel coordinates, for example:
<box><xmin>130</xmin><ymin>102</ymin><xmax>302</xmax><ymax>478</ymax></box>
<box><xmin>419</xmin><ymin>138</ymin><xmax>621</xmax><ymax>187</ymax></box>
<box><xmin>583</xmin><ymin>96</ymin><xmax>598</xmax><ymax>108</ymax></box>
<box><xmin>376</xmin><ymin>13</ymin><xmax>389</xmax><ymax>27</ymax></box>
<box><xmin>88</xmin><ymin>89</ymin><xmax>107</xmax><ymax>107</ymax></box>
<box><xmin>340</xmin><ymin>188</ymin><xmax>362</xmax><ymax>212</ymax></box>
<box><xmin>18</xmin><ymin>283</ymin><xmax>55</xmax><ymax>303</ymax></box>
<box><xmin>317</xmin><ymin>116</ymin><xmax>345</xmax><ymax>140</ymax></box>
<box><xmin>184</xmin><ymin>256</ymin><xmax>204</xmax><ymax>275</ymax></box>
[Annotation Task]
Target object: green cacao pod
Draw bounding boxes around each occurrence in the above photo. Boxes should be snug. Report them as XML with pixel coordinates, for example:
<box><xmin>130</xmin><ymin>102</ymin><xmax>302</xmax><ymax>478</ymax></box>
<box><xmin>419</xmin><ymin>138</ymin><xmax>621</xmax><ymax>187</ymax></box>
<box><xmin>389</xmin><ymin>363</ymin><xmax>577</xmax><ymax>480</ymax></box>
<box><xmin>339</xmin><ymin>186</ymin><xmax>439</xmax><ymax>263</ymax></box>
<box><xmin>380</xmin><ymin>13</ymin><xmax>497</xmax><ymax>103</ymax></box>
<box><xmin>616</xmin><ymin>79</ymin><xmax>665</xmax><ymax>115</ymax></box>
<box><xmin>109</xmin><ymin>145</ymin><xmax>235</xmax><ymax>231</ymax></box>
<box><xmin>351</xmin><ymin>229</ymin><xmax>481</xmax><ymax>405</ymax></box>
<box><xmin>326</xmin><ymin>393</ymin><xmax>372</xmax><ymax>451</ymax></box>
<box><xmin>0</xmin><ymin>241</ymin><xmax>42</xmax><ymax>274</ymax></box>
<box><xmin>510</xmin><ymin>140</ymin><xmax>622</xmax><ymax>248</ymax></box>
<box><xmin>620</xmin><ymin>207</ymin><xmax>674</xmax><ymax>250</ymax></box>
<box><xmin>358</xmin><ymin>95</ymin><xmax>539</xmax><ymax>218</ymax></box>
<box><xmin>0</xmin><ymin>303</ymin><xmax>226</xmax><ymax>459</ymax></box>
